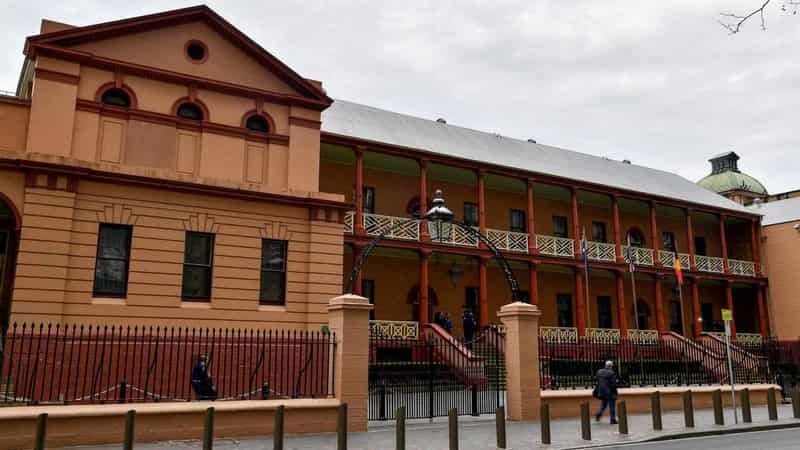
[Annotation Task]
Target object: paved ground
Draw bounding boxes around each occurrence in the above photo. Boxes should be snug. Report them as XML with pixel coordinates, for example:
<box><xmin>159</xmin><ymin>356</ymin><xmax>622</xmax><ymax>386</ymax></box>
<box><xmin>60</xmin><ymin>404</ymin><xmax>800</xmax><ymax>450</ymax></box>
<box><xmin>599</xmin><ymin>427</ymin><xmax>800</xmax><ymax>449</ymax></box>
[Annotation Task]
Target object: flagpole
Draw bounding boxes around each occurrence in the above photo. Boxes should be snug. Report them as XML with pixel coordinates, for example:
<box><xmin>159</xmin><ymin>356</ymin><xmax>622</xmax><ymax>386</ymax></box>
<box><xmin>675</xmin><ymin>239</ymin><xmax>688</xmax><ymax>336</ymax></box>
<box><xmin>628</xmin><ymin>235</ymin><xmax>639</xmax><ymax>330</ymax></box>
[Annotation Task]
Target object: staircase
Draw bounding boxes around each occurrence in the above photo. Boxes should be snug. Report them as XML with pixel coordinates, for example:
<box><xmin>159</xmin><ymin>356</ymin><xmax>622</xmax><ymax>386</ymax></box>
<box><xmin>698</xmin><ymin>333</ymin><xmax>768</xmax><ymax>384</ymax></box>
<box><xmin>661</xmin><ymin>331</ymin><xmax>728</xmax><ymax>383</ymax></box>
<box><xmin>471</xmin><ymin>330</ymin><xmax>506</xmax><ymax>390</ymax></box>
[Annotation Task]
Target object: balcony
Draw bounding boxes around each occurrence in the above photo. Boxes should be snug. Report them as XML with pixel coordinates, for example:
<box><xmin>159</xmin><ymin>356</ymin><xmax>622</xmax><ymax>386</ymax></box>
<box><xmin>695</xmin><ymin>255</ymin><xmax>724</xmax><ymax>274</ymax></box>
<box><xmin>487</xmin><ymin>228</ymin><xmax>528</xmax><ymax>253</ymax></box>
<box><xmin>536</xmin><ymin>235</ymin><xmax>574</xmax><ymax>258</ymax></box>
<box><xmin>622</xmin><ymin>245</ymin><xmax>654</xmax><ymax>266</ymax></box>
<box><xmin>658</xmin><ymin>250</ymin><xmax>691</xmax><ymax>270</ymax></box>
<box><xmin>585</xmin><ymin>241</ymin><xmax>616</xmax><ymax>263</ymax></box>
<box><xmin>429</xmin><ymin>222</ymin><xmax>479</xmax><ymax>247</ymax></box>
<box><xmin>344</xmin><ymin>211</ymin><xmax>354</xmax><ymax>233</ymax></box>
<box><xmin>363</xmin><ymin>213</ymin><xmax>421</xmax><ymax>241</ymax></box>
<box><xmin>729</xmin><ymin>259</ymin><xmax>756</xmax><ymax>277</ymax></box>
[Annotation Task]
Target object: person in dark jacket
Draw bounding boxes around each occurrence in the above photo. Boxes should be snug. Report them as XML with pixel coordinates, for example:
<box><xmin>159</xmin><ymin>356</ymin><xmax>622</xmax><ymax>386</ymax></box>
<box><xmin>462</xmin><ymin>309</ymin><xmax>477</xmax><ymax>348</ymax></box>
<box><xmin>594</xmin><ymin>360</ymin><xmax>618</xmax><ymax>423</ymax></box>
<box><xmin>191</xmin><ymin>354</ymin><xmax>217</xmax><ymax>400</ymax></box>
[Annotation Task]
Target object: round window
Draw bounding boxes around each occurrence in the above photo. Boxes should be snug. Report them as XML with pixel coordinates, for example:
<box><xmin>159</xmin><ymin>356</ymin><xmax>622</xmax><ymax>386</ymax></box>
<box><xmin>186</xmin><ymin>41</ymin><xmax>207</xmax><ymax>62</ymax></box>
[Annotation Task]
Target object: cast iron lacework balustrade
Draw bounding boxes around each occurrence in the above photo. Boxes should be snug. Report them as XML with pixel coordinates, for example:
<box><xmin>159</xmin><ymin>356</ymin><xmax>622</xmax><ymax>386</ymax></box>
<box><xmin>736</xmin><ymin>333</ymin><xmax>763</xmax><ymax>346</ymax></box>
<box><xmin>344</xmin><ymin>211</ymin><xmax>354</xmax><ymax>234</ymax></box>
<box><xmin>363</xmin><ymin>213</ymin><xmax>420</xmax><ymax>241</ymax></box>
<box><xmin>487</xmin><ymin>229</ymin><xmax>529</xmax><ymax>253</ymax></box>
<box><xmin>535</xmin><ymin>235</ymin><xmax>574</xmax><ymax>258</ymax></box>
<box><xmin>539</xmin><ymin>326</ymin><xmax>578</xmax><ymax>344</ymax></box>
<box><xmin>659</xmin><ymin>251</ymin><xmax>692</xmax><ymax>270</ymax></box>
<box><xmin>428</xmin><ymin>222</ymin><xmax>479</xmax><ymax>247</ymax></box>
<box><xmin>627</xmin><ymin>329</ymin><xmax>660</xmax><ymax>345</ymax></box>
<box><xmin>729</xmin><ymin>259</ymin><xmax>756</xmax><ymax>277</ymax></box>
<box><xmin>586</xmin><ymin>328</ymin><xmax>620</xmax><ymax>344</ymax></box>
<box><xmin>695</xmin><ymin>255</ymin><xmax>725</xmax><ymax>273</ymax></box>
<box><xmin>622</xmin><ymin>245</ymin><xmax>654</xmax><ymax>266</ymax></box>
<box><xmin>586</xmin><ymin>241</ymin><xmax>616</xmax><ymax>262</ymax></box>
<box><xmin>369</xmin><ymin>320</ymin><xmax>419</xmax><ymax>339</ymax></box>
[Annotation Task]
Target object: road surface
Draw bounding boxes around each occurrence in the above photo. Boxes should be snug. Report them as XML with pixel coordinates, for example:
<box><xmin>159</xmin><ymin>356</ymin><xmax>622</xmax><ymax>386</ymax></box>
<box><xmin>601</xmin><ymin>427</ymin><xmax>800</xmax><ymax>450</ymax></box>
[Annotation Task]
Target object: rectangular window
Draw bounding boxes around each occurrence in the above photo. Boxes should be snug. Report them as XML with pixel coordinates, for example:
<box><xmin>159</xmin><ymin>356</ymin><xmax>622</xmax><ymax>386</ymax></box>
<box><xmin>591</xmin><ymin>221</ymin><xmax>607</xmax><ymax>243</ymax></box>
<box><xmin>694</xmin><ymin>237</ymin><xmax>707</xmax><ymax>256</ymax></box>
<box><xmin>596</xmin><ymin>296</ymin><xmax>612</xmax><ymax>329</ymax></box>
<box><xmin>362</xmin><ymin>279</ymin><xmax>375</xmax><ymax>320</ymax></box>
<box><xmin>463</xmin><ymin>202</ymin><xmax>479</xmax><ymax>227</ymax></box>
<box><xmin>553</xmin><ymin>216</ymin><xmax>568</xmax><ymax>238</ymax></box>
<box><xmin>181</xmin><ymin>232</ymin><xmax>214</xmax><ymax>300</ymax></box>
<box><xmin>260</xmin><ymin>239</ymin><xmax>287</xmax><ymax>305</ymax></box>
<box><xmin>363</xmin><ymin>187</ymin><xmax>375</xmax><ymax>214</ymax></box>
<box><xmin>510</xmin><ymin>209</ymin><xmax>526</xmax><ymax>233</ymax></box>
<box><xmin>93</xmin><ymin>224</ymin><xmax>132</xmax><ymax>297</ymax></box>
<box><xmin>662</xmin><ymin>232</ymin><xmax>676</xmax><ymax>252</ymax></box>
<box><xmin>556</xmin><ymin>294</ymin><xmax>573</xmax><ymax>327</ymax></box>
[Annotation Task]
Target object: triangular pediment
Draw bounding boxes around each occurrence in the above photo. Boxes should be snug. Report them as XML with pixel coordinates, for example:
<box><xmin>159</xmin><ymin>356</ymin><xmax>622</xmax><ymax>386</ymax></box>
<box><xmin>26</xmin><ymin>5</ymin><xmax>330</xmax><ymax>104</ymax></box>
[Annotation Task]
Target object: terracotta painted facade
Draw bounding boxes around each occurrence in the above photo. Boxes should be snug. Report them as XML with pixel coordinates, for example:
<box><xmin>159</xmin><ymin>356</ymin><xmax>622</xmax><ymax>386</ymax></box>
<box><xmin>761</xmin><ymin>220</ymin><xmax>800</xmax><ymax>339</ymax></box>
<box><xmin>0</xmin><ymin>6</ymin><xmax>770</xmax><ymax>339</ymax></box>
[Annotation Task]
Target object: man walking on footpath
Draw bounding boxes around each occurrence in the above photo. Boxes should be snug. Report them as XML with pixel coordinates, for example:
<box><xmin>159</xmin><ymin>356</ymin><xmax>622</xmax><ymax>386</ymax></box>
<box><xmin>594</xmin><ymin>360</ymin><xmax>618</xmax><ymax>424</ymax></box>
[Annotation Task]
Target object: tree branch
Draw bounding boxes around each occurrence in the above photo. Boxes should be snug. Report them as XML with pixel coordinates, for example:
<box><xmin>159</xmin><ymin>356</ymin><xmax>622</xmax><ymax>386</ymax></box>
<box><xmin>719</xmin><ymin>0</ymin><xmax>772</xmax><ymax>34</ymax></box>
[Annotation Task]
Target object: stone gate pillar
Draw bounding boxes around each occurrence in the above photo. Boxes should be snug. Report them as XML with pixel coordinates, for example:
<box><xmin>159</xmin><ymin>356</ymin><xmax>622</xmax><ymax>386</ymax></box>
<box><xmin>327</xmin><ymin>294</ymin><xmax>372</xmax><ymax>431</ymax></box>
<box><xmin>498</xmin><ymin>301</ymin><xmax>542</xmax><ymax>421</ymax></box>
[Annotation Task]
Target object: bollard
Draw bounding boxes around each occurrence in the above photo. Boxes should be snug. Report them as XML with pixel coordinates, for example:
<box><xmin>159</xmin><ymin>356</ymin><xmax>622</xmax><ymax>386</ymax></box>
<box><xmin>713</xmin><ymin>389</ymin><xmax>724</xmax><ymax>426</ymax></box>
<box><xmin>651</xmin><ymin>391</ymin><xmax>662</xmax><ymax>431</ymax></box>
<box><xmin>540</xmin><ymin>403</ymin><xmax>551</xmax><ymax>445</ymax></box>
<box><xmin>741</xmin><ymin>388</ymin><xmax>752</xmax><ymax>423</ymax></box>
<box><xmin>448</xmin><ymin>408</ymin><xmax>459</xmax><ymax>450</ymax></box>
<box><xmin>580</xmin><ymin>402</ymin><xmax>591</xmax><ymax>441</ymax></box>
<box><xmin>495</xmin><ymin>406</ymin><xmax>506</xmax><ymax>449</ymax></box>
<box><xmin>617</xmin><ymin>400</ymin><xmax>628</xmax><ymax>435</ymax></box>
<box><xmin>203</xmin><ymin>407</ymin><xmax>215</xmax><ymax>450</ymax></box>
<box><xmin>34</xmin><ymin>413</ymin><xmax>47</xmax><ymax>450</ymax></box>
<box><xmin>273</xmin><ymin>405</ymin><xmax>285</xmax><ymax>450</ymax></box>
<box><xmin>337</xmin><ymin>403</ymin><xmax>348</xmax><ymax>450</ymax></box>
<box><xmin>396</xmin><ymin>407</ymin><xmax>406</xmax><ymax>450</ymax></box>
<box><xmin>123</xmin><ymin>410</ymin><xmax>136</xmax><ymax>450</ymax></box>
<box><xmin>768</xmin><ymin>387</ymin><xmax>779</xmax><ymax>421</ymax></box>
<box><xmin>682</xmin><ymin>390</ymin><xmax>694</xmax><ymax>428</ymax></box>
<box><xmin>793</xmin><ymin>387</ymin><xmax>800</xmax><ymax>419</ymax></box>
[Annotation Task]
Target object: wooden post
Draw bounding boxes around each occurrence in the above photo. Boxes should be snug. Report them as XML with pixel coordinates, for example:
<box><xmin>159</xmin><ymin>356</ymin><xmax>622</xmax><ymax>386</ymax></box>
<box><xmin>448</xmin><ymin>408</ymin><xmax>459</xmax><ymax>450</ymax></box>
<box><xmin>354</xmin><ymin>147</ymin><xmax>364</xmax><ymax>235</ymax></box>
<box><xmin>495</xmin><ymin>406</ymin><xmax>506</xmax><ymax>449</ymax></box>
<box><xmin>337</xmin><ymin>403</ymin><xmax>348</xmax><ymax>450</ymax></box>
<box><xmin>34</xmin><ymin>413</ymin><xmax>47</xmax><ymax>450</ymax></box>
<box><xmin>768</xmin><ymin>387</ymin><xmax>778</xmax><ymax>421</ymax></box>
<box><xmin>526</xmin><ymin>179</ymin><xmax>537</xmax><ymax>254</ymax></box>
<box><xmin>396</xmin><ymin>407</ymin><xmax>406</xmax><ymax>450</ymax></box>
<box><xmin>683</xmin><ymin>390</ymin><xmax>694</xmax><ymax>428</ymax></box>
<box><xmin>528</xmin><ymin>263</ymin><xmax>539</xmax><ymax>305</ymax></box>
<box><xmin>203</xmin><ymin>407</ymin><xmax>214</xmax><ymax>450</ymax></box>
<box><xmin>713</xmin><ymin>389</ymin><xmax>724</xmax><ymax>425</ymax></box>
<box><xmin>720</xmin><ymin>214</ymin><xmax>730</xmax><ymax>274</ymax></box>
<box><xmin>571</xmin><ymin>187</ymin><xmax>580</xmax><ymax>258</ymax></box>
<box><xmin>123</xmin><ymin>410</ymin><xmax>135</xmax><ymax>450</ymax></box>
<box><xmin>741</xmin><ymin>388</ymin><xmax>752</xmax><ymax>423</ymax></box>
<box><xmin>274</xmin><ymin>405</ymin><xmax>285</xmax><ymax>450</ymax></box>
<box><xmin>618</xmin><ymin>400</ymin><xmax>629</xmax><ymax>435</ymax></box>
<box><xmin>540</xmin><ymin>403</ymin><xmax>551</xmax><ymax>444</ymax></box>
<box><xmin>580</xmin><ymin>402</ymin><xmax>591</xmax><ymax>441</ymax></box>
<box><xmin>477</xmin><ymin>170</ymin><xmax>486</xmax><ymax>244</ymax></box>
<box><xmin>419</xmin><ymin>159</ymin><xmax>429</xmax><ymax>241</ymax></box>
<box><xmin>651</xmin><ymin>391</ymin><xmax>662</xmax><ymax>431</ymax></box>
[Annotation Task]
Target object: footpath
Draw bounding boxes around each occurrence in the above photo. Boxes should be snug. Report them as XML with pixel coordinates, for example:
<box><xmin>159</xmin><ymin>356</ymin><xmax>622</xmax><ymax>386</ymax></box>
<box><xmin>59</xmin><ymin>404</ymin><xmax>800</xmax><ymax>450</ymax></box>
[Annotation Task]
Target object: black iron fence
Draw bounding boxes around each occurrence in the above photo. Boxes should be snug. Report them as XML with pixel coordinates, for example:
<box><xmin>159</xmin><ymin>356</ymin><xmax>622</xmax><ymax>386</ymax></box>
<box><xmin>0</xmin><ymin>323</ymin><xmax>335</xmax><ymax>405</ymax></box>
<box><xmin>368</xmin><ymin>326</ymin><xmax>505</xmax><ymax>420</ymax></box>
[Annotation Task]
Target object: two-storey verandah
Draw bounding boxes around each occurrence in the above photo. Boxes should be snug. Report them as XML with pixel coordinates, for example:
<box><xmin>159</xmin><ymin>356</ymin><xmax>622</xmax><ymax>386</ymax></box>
<box><xmin>320</xmin><ymin>129</ymin><xmax>769</xmax><ymax>344</ymax></box>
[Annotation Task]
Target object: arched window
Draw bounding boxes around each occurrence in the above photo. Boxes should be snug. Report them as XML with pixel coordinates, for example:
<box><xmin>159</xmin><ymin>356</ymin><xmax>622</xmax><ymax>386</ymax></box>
<box><xmin>245</xmin><ymin>115</ymin><xmax>270</xmax><ymax>133</ymax></box>
<box><xmin>176</xmin><ymin>102</ymin><xmax>204</xmax><ymax>121</ymax></box>
<box><xmin>100</xmin><ymin>88</ymin><xmax>131</xmax><ymax>108</ymax></box>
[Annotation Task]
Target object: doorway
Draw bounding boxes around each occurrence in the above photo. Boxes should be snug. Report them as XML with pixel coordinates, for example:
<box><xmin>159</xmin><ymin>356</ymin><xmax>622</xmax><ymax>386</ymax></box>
<box><xmin>0</xmin><ymin>195</ymin><xmax>20</xmax><ymax>331</ymax></box>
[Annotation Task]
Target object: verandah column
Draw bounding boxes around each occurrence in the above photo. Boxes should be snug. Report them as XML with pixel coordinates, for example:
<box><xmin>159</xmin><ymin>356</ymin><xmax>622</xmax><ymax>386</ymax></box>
<box><xmin>757</xmin><ymin>284</ymin><xmax>768</xmax><ymax>338</ymax></box>
<box><xmin>528</xmin><ymin>262</ymin><xmax>539</xmax><ymax>305</ymax></box>
<box><xmin>419</xmin><ymin>249</ymin><xmax>431</xmax><ymax>325</ymax></box>
<box><xmin>419</xmin><ymin>159</ymin><xmax>430</xmax><ymax>241</ymax></box>
<box><xmin>612</xmin><ymin>194</ymin><xmax>623</xmax><ymax>264</ymax></box>
<box><xmin>479</xmin><ymin>255</ymin><xmax>489</xmax><ymax>327</ymax></box>
<box><xmin>354</xmin><ymin>146</ymin><xmax>365</xmax><ymax>235</ymax></box>
<box><xmin>720</xmin><ymin>214</ymin><xmax>730</xmax><ymax>274</ymax></box>
<box><xmin>526</xmin><ymin>178</ymin><xmax>536</xmax><ymax>254</ymax></box>
<box><xmin>650</xmin><ymin>201</ymin><xmax>661</xmax><ymax>267</ymax></box>
<box><xmin>574</xmin><ymin>267</ymin><xmax>586</xmax><ymax>335</ymax></box>
<box><xmin>654</xmin><ymin>275</ymin><xmax>665</xmax><ymax>333</ymax></box>
<box><xmin>750</xmin><ymin>219</ymin><xmax>762</xmax><ymax>276</ymax></box>
<box><xmin>725</xmin><ymin>281</ymin><xmax>736</xmax><ymax>339</ymax></box>
<box><xmin>615</xmin><ymin>270</ymin><xmax>628</xmax><ymax>334</ymax></box>
<box><xmin>691</xmin><ymin>277</ymin><xmax>702</xmax><ymax>338</ymax></box>
<box><xmin>477</xmin><ymin>169</ymin><xmax>487</xmax><ymax>246</ymax></box>
<box><xmin>571</xmin><ymin>187</ymin><xmax>581</xmax><ymax>258</ymax></box>
<box><xmin>686</xmin><ymin>209</ymin><xmax>697</xmax><ymax>271</ymax></box>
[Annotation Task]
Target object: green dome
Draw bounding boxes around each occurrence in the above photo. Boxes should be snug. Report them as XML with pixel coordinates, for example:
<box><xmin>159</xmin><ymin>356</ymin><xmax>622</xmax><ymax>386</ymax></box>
<box><xmin>697</xmin><ymin>171</ymin><xmax>767</xmax><ymax>196</ymax></box>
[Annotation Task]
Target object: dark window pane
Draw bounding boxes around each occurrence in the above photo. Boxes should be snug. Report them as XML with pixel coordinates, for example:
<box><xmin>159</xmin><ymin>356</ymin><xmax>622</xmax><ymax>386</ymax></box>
<box><xmin>557</xmin><ymin>294</ymin><xmax>573</xmax><ymax>327</ymax></box>
<box><xmin>101</xmin><ymin>88</ymin><xmax>131</xmax><ymax>107</ymax></box>
<box><xmin>93</xmin><ymin>224</ymin><xmax>132</xmax><ymax>296</ymax></box>
<box><xmin>662</xmin><ymin>232</ymin><xmax>676</xmax><ymax>252</ymax></box>
<box><xmin>592</xmin><ymin>222</ymin><xmax>607</xmax><ymax>243</ymax></box>
<box><xmin>695</xmin><ymin>237</ymin><xmax>707</xmax><ymax>256</ymax></box>
<box><xmin>260</xmin><ymin>271</ymin><xmax>285</xmax><ymax>303</ymax></box>
<box><xmin>182</xmin><ymin>266</ymin><xmax>211</xmax><ymax>298</ymax></box>
<box><xmin>597</xmin><ymin>296</ymin><xmax>612</xmax><ymax>328</ymax></box>
<box><xmin>177</xmin><ymin>103</ymin><xmax>203</xmax><ymax>121</ymax></box>
<box><xmin>185</xmin><ymin>233</ymin><xmax>213</xmax><ymax>265</ymax></box>
<box><xmin>510</xmin><ymin>209</ymin><xmax>526</xmax><ymax>232</ymax></box>
<box><xmin>98</xmin><ymin>226</ymin><xmax>130</xmax><ymax>259</ymax></box>
<box><xmin>94</xmin><ymin>259</ymin><xmax>127</xmax><ymax>294</ymax></box>
<box><xmin>553</xmin><ymin>216</ymin><xmax>568</xmax><ymax>238</ymax></box>
<box><xmin>246</xmin><ymin>115</ymin><xmax>270</xmax><ymax>132</ymax></box>
<box><xmin>363</xmin><ymin>187</ymin><xmax>375</xmax><ymax>213</ymax></box>
<box><xmin>260</xmin><ymin>239</ymin><xmax>287</xmax><ymax>304</ymax></box>
<box><xmin>464</xmin><ymin>203</ymin><xmax>479</xmax><ymax>227</ymax></box>
<box><xmin>0</xmin><ymin>232</ymin><xmax>7</xmax><ymax>255</ymax></box>
<box><xmin>261</xmin><ymin>240</ymin><xmax>286</xmax><ymax>271</ymax></box>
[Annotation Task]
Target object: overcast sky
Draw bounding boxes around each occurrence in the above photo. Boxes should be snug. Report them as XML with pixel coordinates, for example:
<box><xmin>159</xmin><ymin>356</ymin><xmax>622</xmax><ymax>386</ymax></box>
<box><xmin>1</xmin><ymin>0</ymin><xmax>797</xmax><ymax>193</ymax></box>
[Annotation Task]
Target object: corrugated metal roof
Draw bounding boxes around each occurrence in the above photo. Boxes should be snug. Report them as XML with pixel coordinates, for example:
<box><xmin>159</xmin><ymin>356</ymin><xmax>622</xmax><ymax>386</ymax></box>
<box><xmin>321</xmin><ymin>99</ymin><xmax>752</xmax><ymax>214</ymax></box>
<box><xmin>750</xmin><ymin>197</ymin><xmax>800</xmax><ymax>226</ymax></box>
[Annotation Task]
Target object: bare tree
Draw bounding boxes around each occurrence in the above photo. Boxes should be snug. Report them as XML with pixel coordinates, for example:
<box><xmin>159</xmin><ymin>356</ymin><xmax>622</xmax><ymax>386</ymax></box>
<box><xmin>719</xmin><ymin>0</ymin><xmax>800</xmax><ymax>33</ymax></box>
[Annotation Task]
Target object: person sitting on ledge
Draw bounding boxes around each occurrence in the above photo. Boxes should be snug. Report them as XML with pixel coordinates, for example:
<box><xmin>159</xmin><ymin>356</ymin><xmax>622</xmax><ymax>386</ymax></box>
<box><xmin>191</xmin><ymin>354</ymin><xmax>217</xmax><ymax>400</ymax></box>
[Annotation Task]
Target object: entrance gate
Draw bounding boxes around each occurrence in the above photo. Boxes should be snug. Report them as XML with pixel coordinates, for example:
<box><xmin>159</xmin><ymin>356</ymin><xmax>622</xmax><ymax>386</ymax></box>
<box><xmin>368</xmin><ymin>324</ymin><xmax>505</xmax><ymax>420</ymax></box>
